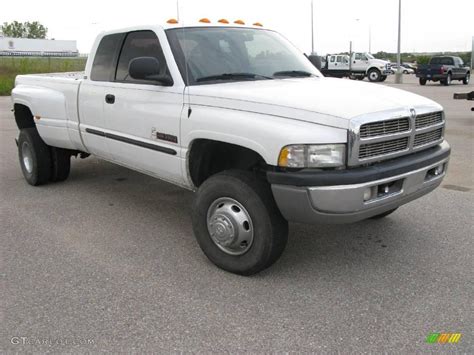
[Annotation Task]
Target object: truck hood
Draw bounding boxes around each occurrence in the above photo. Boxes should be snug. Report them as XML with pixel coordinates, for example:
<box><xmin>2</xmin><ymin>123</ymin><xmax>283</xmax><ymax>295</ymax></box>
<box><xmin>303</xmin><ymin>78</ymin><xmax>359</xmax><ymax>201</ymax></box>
<box><xmin>371</xmin><ymin>59</ymin><xmax>389</xmax><ymax>66</ymax></box>
<box><xmin>189</xmin><ymin>77</ymin><xmax>441</xmax><ymax>129</ymax></box>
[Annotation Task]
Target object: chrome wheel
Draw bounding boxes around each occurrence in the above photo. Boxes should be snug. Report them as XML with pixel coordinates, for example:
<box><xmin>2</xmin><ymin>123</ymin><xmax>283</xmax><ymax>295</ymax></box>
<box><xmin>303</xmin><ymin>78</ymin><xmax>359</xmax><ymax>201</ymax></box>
<box><xmin>206</xmin><ymin>197</ymin><xmax>254</xmax><ymax>255</ymax></box>
<box><xmin>21</xmin><ymin>141</ymin><xmax>33</xmax><ymax>174</ymax></box>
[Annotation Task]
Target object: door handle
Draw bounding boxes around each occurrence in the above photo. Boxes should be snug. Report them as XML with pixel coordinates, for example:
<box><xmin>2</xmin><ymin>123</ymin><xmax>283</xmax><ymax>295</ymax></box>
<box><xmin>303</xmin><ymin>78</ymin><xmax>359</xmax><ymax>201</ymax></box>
<box><xmin>105</xmin><ymin>94</ymin><xmax>115</xmax><ymax>104</ymax></box>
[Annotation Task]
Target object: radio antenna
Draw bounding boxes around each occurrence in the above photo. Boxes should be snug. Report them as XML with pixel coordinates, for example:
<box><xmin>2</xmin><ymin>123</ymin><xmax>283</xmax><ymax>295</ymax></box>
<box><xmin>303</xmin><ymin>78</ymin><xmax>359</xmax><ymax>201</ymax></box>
<box><xmin>176</xmin><ymin>0</ymin><xmax>180</xmax><ymax>22</ymax></box>
<box><xmin>179</xmin><ymin>1</ymin><xmax>191</xmax><ymax>114</ymax></box>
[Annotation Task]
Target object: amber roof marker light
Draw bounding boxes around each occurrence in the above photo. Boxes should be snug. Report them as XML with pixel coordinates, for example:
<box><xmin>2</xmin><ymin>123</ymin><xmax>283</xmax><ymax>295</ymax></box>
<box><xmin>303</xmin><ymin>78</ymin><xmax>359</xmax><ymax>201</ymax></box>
<box><xmin>253</xmin><ymin>22</ymin><xmax>263</xmax><ymax>27</ymax></box>
<box><xmin>167</xmin><ymin>18</ymin><xmax>178</xmax><ymax>24</ymax></box>
<box><xmin>234</xmin><ymin>20</ymin><xmax>245</xmax><ymax>25</ymax></box>
<box><xmin>199</xmin><ymin>18</ymin><xmax>211</xmax><ymax>23</ymax></box>
<box><xmin>218</xmin><ymin>19</ymin><xmax>230</xmax><ymax>24</ymax></box>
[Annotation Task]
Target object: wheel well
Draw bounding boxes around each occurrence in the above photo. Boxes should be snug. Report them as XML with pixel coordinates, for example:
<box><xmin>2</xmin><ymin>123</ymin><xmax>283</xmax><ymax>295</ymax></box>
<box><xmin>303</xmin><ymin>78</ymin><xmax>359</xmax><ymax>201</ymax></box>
<box><xmin>14</xmin><ymin>104</ymin><xmax>35</xmax><ymax>130</ymax></box>
<box><xmin>188</xmin><ymin>139</ymin><xmax>267</xmax><ymax>187</ymax></box>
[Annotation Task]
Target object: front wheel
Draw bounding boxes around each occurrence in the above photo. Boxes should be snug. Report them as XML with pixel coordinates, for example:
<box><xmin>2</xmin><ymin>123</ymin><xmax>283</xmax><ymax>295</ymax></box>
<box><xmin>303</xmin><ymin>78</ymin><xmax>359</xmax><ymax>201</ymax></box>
<box><xmin>367</xmin><ymin>69</ymin><xmax>381</xmax><ymax>82</ymax></box>
<box><xmin>192</xmin><ymin>170</ymin><xmax>288</xmax><ymax>275</ymax></box>
<box><xmin>419</xmin><ymin>78</ymin><xmax>427</xmax><ymax>85</ymax></box>
<box><xmin>463</xmin><ymin>73</ymin><xmax>470</xmax><ymax>85</ymax></box>
<box><xmin>379</xmin><ymin>75</ymin><xmax>387</xmax><ymax>82</ymax></box>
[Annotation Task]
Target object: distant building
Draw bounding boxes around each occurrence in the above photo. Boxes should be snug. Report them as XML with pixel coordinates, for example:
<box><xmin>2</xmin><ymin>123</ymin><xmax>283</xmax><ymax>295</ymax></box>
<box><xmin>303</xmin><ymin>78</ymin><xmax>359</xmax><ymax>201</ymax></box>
<box><xmin>0</xmin><ymin>37</ymin><xmax>78</xmax><ymax>57</ymax></box>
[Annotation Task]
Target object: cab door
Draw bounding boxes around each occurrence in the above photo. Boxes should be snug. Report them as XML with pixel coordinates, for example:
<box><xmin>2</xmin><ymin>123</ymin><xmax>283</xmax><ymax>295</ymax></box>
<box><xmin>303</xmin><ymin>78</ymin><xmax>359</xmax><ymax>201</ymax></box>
<box><xmin>352</xmin><ymin>53</ymin><xmax>369</xmax><ymax>72</ymax></box>
<box><xmin>102</xmin><ymin>30</ymin><xmax>184</xmax><ymax>185</ymax></box>
<box><xmin>79</xmin><ymin>33</ymin><xmax>124</xmax><ymax>160</ymax></box>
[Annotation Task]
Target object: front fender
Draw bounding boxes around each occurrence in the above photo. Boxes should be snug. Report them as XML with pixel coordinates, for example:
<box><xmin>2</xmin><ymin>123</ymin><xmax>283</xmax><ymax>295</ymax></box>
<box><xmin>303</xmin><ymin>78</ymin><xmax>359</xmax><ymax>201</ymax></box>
<box><xmin>182</xmin><ymin>105</ymin><xmax>348</xmax><ymax>166</ymax></box>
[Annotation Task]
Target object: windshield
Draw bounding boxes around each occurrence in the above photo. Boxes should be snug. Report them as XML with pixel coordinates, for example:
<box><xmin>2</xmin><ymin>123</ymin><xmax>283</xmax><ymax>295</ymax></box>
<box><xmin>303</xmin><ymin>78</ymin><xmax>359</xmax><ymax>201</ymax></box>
<box><xmin>366</xmin><ymin>53</ymin><xmax>374</xmax><ymax>59</ymax></box>
<box><xmin>166</xmin><ymin>27</ymin><xmax>321</xmax><ymax>85</ymax></box>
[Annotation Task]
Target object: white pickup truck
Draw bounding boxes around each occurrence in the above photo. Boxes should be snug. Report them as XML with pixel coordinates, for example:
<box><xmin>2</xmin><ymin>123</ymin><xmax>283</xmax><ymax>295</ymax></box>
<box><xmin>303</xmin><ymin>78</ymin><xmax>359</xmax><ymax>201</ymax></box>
<box><xmin>320</xmin><ymin>52</ymin><xmax>392</xmax><ymax>82</ymax></box>
<box><xmin>12</xmin><ymin>22</ymin><xmax>450</xmax><ymax>275</ymax></box>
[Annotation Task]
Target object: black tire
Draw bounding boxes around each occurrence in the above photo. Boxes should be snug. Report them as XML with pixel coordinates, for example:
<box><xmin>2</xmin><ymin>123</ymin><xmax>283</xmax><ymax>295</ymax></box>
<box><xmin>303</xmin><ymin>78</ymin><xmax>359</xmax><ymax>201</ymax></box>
<box><xmin>18</xmin><ymin>128</ymin><xmax>51</xmax><ymax>186</ymax></box>
<box><xmin>442</xmin><ymin>73</ymin><xmax>452</xmax><ymax>86</ymax></box>
<box><xmin>419</xmin><ymin>78</ymin><xmax>427</xmax><ymax>85</ymax></box>
<box><xmin>403</xmin><ymin>70</ymin><xmax>408</xmax><ymax>74</ymax></box>
<box><xmin>50</xmin><ymin>147</ymin><xmax>71</xmax><ymax>182</ymax></box>
<box><xmin>370</xmin><ymin>208</ymin><xmax>398</xmax><ymax>219</ymax></box>
<box><xmin>367</xmin><ymin>68</ymin><xmax>381</xmax><ymax>82</ymax></box>
<box><xmin>463</xmin><ymin>73</ymin><xmax>470</xmax><ymax>85</ymax></box>
<box><xmin>379</xmin><ymin>75</ymin><xmax>387</xmax><ymax>82</ymax></box>
<box><xmin>192</xmin><ymin>170</ymin><xmax>288</xmax><ymax>276</ymax></box>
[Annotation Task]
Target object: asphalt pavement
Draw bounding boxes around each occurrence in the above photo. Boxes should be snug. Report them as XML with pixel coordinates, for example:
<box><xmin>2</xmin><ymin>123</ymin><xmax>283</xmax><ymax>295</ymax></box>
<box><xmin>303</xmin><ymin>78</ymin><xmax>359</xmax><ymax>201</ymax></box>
<box><xmin>1</xmin><ymin>74</ymin><xmax>473</xmax><ymax>352</ymax></box>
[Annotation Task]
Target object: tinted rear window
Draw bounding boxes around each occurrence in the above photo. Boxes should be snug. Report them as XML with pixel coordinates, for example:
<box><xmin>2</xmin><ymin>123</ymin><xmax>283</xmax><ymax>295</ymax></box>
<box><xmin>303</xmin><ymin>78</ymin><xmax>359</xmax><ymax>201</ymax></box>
<box><xmin>91</xmin><ymin>33</ymin><xmax>124</xmax><ymax>81</ymax></box>
<box><xmin>430</xmin><ymin>57</ymin><xmax>454</xmax><ymax>65</ymax></box>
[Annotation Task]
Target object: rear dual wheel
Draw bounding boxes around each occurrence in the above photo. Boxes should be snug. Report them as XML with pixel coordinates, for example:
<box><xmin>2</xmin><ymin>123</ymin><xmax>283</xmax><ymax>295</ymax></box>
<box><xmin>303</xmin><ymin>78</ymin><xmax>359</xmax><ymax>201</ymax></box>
<box><xmin>441</xmin><ymin>73</ymin><xmax>452</xmax><ymax>86</ymax></box>
<box><xmin>18</xmin><ymin>128</ymin><xmax>71</xmax><ymax>186</ymax></box>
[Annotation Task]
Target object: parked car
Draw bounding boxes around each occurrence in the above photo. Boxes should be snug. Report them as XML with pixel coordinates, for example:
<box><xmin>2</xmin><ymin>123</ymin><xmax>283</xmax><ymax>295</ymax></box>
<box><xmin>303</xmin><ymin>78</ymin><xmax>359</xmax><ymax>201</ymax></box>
<box><xmin>11</xmin><ymin>22</ymin><xmax>450</xmax><ymax>275</ymax></box>
<box><xmin>416</xmin><ymin>56</ymin><xmax>470</xmax><ymax>85</ymax></box>
<box><xmin>390</xmin><ymin>64</ymin><xmax>415</xmax><ymax>75</ymax></box>
<box><xmin>319</xmin><ymin>52</ymin><xmax>391</xmax><ymax>82</ymax></box>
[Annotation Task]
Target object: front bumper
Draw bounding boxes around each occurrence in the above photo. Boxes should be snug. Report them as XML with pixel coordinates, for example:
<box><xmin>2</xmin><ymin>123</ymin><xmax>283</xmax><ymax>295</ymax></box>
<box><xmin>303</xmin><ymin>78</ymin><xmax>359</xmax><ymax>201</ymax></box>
<box><xmin>268</xmin><ymin>141</ymin><xmax>450</xmax><ymax>224</ymax></box>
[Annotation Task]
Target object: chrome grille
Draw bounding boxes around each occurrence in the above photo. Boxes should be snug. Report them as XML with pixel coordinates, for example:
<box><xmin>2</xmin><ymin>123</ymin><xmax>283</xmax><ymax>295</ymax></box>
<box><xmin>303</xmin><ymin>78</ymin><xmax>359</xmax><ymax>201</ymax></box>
<box><xmin>414</xmin><ymin>128</ymin><xmax>443</xmax><ymax>147</ymax></box>
<box><xmin>359</xmin><ymin>137</ymin><xmax>409</xmax><ymax>159</ymax></box>
<box><xmin>415</xmin><ymin>111</ymin><xmax>443</xmax><ymax>129</ymax></box>
<box><xmin>348</xmin><ymin>108</ymin><xmax>445</xmax><ymax>166</ymax></box>
<box><xmin>360</xmin><ymin>118</ymin><xmax>410</xmax><ymax>138</ymax></box>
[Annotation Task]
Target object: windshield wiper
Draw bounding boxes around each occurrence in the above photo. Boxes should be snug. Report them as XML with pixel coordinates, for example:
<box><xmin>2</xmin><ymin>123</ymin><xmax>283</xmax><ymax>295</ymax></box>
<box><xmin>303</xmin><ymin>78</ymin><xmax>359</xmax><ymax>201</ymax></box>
<box><xmin>196</xmin><ymin>73</ymin><xmax>273</xmax><ymax>82</ymax></box>
<box><xmin>273</xmin><ymin>70</ymin><xmax>315</xmax><ymax>77</ymax></box>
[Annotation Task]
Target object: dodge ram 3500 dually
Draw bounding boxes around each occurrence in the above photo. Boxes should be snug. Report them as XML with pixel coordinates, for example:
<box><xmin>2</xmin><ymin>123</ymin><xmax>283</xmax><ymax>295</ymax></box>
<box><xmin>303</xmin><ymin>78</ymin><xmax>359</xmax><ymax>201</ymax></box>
<box><xmin>12</xmin><ymin>23</ymin><xmax>451</xmax><ymax>275</ymax></box>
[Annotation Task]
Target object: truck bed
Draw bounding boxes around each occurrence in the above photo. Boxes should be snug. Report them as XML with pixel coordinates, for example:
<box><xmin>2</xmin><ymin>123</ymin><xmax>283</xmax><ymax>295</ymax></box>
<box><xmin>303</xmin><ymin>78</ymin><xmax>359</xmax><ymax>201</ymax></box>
<box><xmin>13</xmin><ymin>71</ymin><xmax>86</xmax><ymax>152</ymax></box>
<box><xmin>20</xmin><ymin>71</ymin><xmax>85</xmax><ymax>80</ymax></box>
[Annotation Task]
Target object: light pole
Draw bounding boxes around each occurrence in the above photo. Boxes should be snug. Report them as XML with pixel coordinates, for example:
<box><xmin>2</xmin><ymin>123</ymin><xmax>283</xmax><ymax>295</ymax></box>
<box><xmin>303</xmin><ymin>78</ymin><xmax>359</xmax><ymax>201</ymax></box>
<box><xmin>311</xmin><ymin>0</ymin><xmax>315</xmax><ymax>54</ymax></box>
<box><xmin>395</xmin><ymin>0</ymin><xmax>403</xmax><ymax>83</ymax></box>
<box><xmin>369</xmin><ymin>25</ymin><xmax>372</xmax><ymax>53</ymax></box>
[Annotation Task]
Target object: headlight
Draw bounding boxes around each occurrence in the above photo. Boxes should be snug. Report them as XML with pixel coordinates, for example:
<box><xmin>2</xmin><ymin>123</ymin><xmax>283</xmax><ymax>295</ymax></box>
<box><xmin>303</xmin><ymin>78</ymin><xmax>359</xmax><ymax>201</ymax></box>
<box><xmin>278</xmin><ymin>144</ymin><xmax>346</xmax><ymax>168</ymax></box>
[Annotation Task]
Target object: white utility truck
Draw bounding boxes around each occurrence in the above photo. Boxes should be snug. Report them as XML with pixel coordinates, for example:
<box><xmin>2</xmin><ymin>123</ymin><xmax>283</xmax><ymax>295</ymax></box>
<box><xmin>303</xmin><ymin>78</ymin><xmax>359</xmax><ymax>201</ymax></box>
<box><xmin>321</xmin><ymin>52</ymin><xmax>392</xmax><ymax>81</ymax></box>
<box><xmin>12</xmin><ymin>22</ymin><xmax>450</xmax><ymax>275</ymax></box>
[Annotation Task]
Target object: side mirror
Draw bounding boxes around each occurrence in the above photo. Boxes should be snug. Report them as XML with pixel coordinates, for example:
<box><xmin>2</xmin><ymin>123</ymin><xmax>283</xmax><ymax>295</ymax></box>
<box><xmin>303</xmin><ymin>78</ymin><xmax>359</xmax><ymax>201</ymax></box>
<box><xmin>128</xmin><ymin>57</ymin><xmax>173</xmax><ymax>86</ymax></box>
<box><xmin>308</xmin><ymin>55</ymin><xmax>322</xmax><ymax>70</ymax></box>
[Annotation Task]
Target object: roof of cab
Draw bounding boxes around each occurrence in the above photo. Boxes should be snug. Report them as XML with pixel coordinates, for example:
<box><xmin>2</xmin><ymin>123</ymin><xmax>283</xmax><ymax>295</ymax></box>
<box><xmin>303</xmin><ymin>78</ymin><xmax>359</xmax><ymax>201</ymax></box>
<box><xmin>98</xmin><ymin>22</ymin><xmax>266</xmax><ymax>36</ymax></box>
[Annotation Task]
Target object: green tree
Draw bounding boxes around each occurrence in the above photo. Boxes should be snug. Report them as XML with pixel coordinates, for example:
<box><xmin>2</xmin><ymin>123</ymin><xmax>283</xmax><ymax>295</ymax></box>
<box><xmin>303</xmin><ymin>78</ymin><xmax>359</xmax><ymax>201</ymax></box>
<box><xmin>1</xmin><ymin>21</ymin><xmax>47</xmax><ymax>39</ymax></box>
<box><xmin>1</xmin><ymin>21</ymin><xmax>25</xmax><ymax>38</ymax></box>
<box><xmin>24</xmin><ymin>21</ymin><xmax>48</xmax><ymax>39</ymax></box>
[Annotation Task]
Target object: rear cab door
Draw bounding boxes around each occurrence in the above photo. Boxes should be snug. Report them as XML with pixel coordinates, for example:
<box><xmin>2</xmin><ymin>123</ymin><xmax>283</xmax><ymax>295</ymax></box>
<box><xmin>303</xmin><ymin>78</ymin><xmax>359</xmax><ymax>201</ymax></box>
<box><xmin>79</xmin><ymin>33</ymin><xmax>125</xmax><ymax>160</ymax></box>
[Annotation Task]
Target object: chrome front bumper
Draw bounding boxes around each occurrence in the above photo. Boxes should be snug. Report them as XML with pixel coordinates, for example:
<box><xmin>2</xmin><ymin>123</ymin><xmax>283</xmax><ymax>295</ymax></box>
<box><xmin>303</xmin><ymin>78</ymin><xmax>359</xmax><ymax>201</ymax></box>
<box><xmin>269</xmin><ymin>142</ymin><xmax>450</xmax><ymax>224</ymax></box>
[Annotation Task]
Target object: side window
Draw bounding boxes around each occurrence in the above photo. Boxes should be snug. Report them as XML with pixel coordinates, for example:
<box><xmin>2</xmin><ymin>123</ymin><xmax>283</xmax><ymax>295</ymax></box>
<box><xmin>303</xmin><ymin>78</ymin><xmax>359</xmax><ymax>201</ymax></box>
<box><xmin>91</xmin><ymin>33</ymin><xmax>124</xmax><ymax>81</ymax></box>
<box><xmin>115</xmin><ymin>31</ymin><xmax>169</xmax><ymax>83</ymax></box>
<box><xmin>330</xmin><ymin>56</ymin><xmax>335</xmax><ymax>63</ymax></box>
<box><xmin>355</xmin><ymin>53</ymin><xmax>362</xmax><ymax>60</ymax></box>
